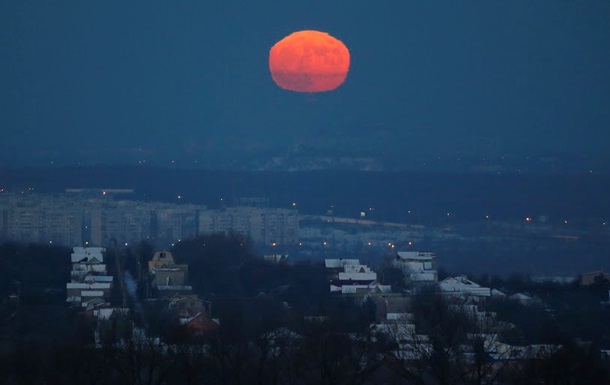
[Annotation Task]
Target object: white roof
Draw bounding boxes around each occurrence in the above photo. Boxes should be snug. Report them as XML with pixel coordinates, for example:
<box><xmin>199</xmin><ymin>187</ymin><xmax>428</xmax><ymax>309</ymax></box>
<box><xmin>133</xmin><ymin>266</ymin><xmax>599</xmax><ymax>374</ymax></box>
<box><xmin>340</xmin><ymin>284</ymin><xmax>392</xmax><ymax>294</ymax></box>
<box><xmin>396</xmin><ymin>251</ymin><xmax>435</xmax><ymax>261</ymax></box>
<box><xmin>491</xmin><ymin>288</ymin><xmax>506</xmax><ymax>297</ymax></box>
<box><xmin>71</xmin><ymin>247</ymin><xmax>105</xmax><ymax>263</ymax></box>
<box><xmin>67</xmin><ymin>282</ymin><xmax>111</xmax><ymax>290</ymax></box>
<box><xmin>410</xmin><ymin>272</ymin><xmax>437</xmax><ymax>281</ymax></box>
<box><xmin>84</xmin><ymin>275</ymin><xmax>114</xmax><ymax>282</ymax></box>
<box><xmin>338</xmin><ymin>272</ymin><xmax>377</xmax><ymax>281</ymax></box>
<box><xmin>81</xmin><ymin>290</ymin><xmax>104</xmax><ymax>297</ymax></box>
<box><xmin>440</xmin><ymin>276</ymin><xmax>491</xmax><ymax>296</ymax></box>
<box><xmin>509</xmin><ymin>292</ymin><xmax>533</xmax><ymax>300</ymax></box>
<box><xmin>343</xmin><ymin>264</ymin><xmax>372</xmax><ymax>273</ymax></box>
<box><xmin>325</xmin><ymin>259</ymin><xmax>360</xmax><ymax>268</ymax></box>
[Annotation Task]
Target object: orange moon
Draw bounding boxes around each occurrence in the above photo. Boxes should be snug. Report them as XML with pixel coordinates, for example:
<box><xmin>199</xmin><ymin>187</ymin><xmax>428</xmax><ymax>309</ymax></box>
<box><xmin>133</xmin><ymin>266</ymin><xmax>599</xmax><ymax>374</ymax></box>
<box><xmin>269</xmin><ymin>30</ymin><xmax>350</xmax><ymax>93</ymax></box>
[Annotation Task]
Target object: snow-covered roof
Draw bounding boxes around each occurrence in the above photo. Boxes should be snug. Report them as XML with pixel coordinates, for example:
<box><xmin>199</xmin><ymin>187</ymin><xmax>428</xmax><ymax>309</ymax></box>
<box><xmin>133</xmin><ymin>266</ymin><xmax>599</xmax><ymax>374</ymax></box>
<box><xmin>81</xmin><ymin>290</ymin><xmax>104</xmax><ymax>297</ymax></box>
<box><xmin>440</xmin><ymin>276</ymin><xmax>491</xmax><ymax>297</ymax></box>
<box><xmin>325</xmin><ymin>259</ymin><xmax>360</xmax><ymax>268</ymax></box>
<box><xmin>509</xmin><ymin>292</ymin><xmax>533</xmax><ymax>301</ymax></box>
<box><xmin>67</xmin><ymin>282</ymin><xmax>111</xmax><ymax>290</ymax></box>
<box><xmin>343</xmin><ymin>264</ymin><xmax>373</xmax><ymax>273</ymax></box>
<box><xmin>71</xmin><ymin>247</ymin><xmax>105</xmax><ymax>263</ymax></box>
<box><xmin>396</xmin><ymin>251</ymin><xmax>435</xmax><ymax>261</ymax></box>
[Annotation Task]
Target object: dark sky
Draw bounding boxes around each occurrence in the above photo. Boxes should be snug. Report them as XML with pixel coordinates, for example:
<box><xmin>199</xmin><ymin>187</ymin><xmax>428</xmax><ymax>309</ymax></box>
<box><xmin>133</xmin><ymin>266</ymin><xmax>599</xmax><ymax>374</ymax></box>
<box><xmin>2</xmin><ymin>1</ymin><xmax>609</xmax><ymax>169</ymax></box>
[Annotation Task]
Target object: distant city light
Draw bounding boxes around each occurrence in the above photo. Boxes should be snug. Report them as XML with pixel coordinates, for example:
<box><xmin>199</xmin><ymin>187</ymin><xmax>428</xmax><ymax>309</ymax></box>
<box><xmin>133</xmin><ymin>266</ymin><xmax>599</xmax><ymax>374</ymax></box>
<box><xmin>408</xmin><ymin>241</ymin><xmax>413</xmax><ymax>246</ymax></box>
<box><xmin>526</xmin><ymin>217</ymin><xmax>532</xmax><ymax>222</ymax></box>
<box><xmin>292</xmin><ymin>202</ymin><xmax>297</xmax><ymax>207</ymax></box>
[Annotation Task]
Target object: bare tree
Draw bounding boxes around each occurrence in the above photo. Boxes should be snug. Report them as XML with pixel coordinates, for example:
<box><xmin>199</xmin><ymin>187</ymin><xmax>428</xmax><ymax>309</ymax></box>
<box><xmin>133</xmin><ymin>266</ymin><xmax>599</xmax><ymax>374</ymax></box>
<box><xmin>385</xmin><ymin>290</ymin><xmax>520</xmax><ymax>385</ymax></box>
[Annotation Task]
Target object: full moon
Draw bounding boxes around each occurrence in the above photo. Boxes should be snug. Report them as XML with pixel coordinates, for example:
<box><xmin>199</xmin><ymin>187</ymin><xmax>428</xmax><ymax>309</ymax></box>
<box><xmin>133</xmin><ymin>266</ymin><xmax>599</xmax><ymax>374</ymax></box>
<box><xmin>269</xmin><ymin>30</ymin><xmax>350</xmax><ymax>93</ymax></box>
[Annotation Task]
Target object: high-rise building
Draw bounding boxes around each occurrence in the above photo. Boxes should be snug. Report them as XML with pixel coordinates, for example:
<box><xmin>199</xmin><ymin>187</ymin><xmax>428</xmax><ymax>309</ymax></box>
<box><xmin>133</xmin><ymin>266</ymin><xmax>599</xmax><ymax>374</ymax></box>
<box><xmin>198</xmin><ymin>206</ymin><xmax>299</xmax><ymax>245</ymax></box>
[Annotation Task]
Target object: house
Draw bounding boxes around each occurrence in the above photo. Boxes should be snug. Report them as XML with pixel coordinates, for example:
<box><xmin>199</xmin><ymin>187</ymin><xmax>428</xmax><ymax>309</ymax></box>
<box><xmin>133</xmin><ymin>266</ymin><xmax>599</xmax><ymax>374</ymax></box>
<box><xmin>148</xmin><ymin>250</ymin><xmax>177</xmax><ymax>270</ymax></box>
<box><xmin>68</xmin><ymin>246</ymin><xmax>114</xmax><ymax>308</ymax></box>
<box><xmin>393</xmin><ymin>251</ymin><xmax>437</xmax><ymax>283</ymax></box>
<box><xmin>66</xmin><ymin>282</ymin><xmax>112</xmax><ymax>303</ymax></box>
<box><xmin>508</xmin><ymin>292</ymin><xmax>540</xmax><ymax>306</ymax></box>
<box><xmin>331</xmin><ymin>282</ymin><xmax>392</xmax><ymax>294</ymax></box>
<box><xmin>325</xmin><ymin>259</ymin><xmax>361</xmax><ymax>271</ymax></box>
<box><xmin>157</xmin><ymin>285</ymin><xmax>193</xmax><ymax>298</ymax></box>
<box><xmin>264</xmin><ymin>254</ymin><xmax>289</xmax><ymax>264</ymax></box>
<box><xmin>71</xmin><ymin>263</ymin><xmax>107</xmax><ymax>281</ymax></box>
<box><xmin>181</xmin><ymin>313</ymin><xmax>220</xmax><ymax>336</ymax></box>
<box><xmin>71</xmin><ymin>247</ymin><xmax>105</xmax><ymax>264</ymax></box>
<box><xmin>440</xmin><ymin>276</ymin><xmax>491</xmax><ymax>297</ymax></box>
<box><xmin>153</xmin><ymin>267</ymin><xmax>188</xmax><ymax>287</ymax></box>
<box><xmin>338</xmin><ymin>264</ymin><xmax>377</xmax><ymax>282</ymax></box>
<box><xmin>148</xmin><ymin>250</ymin><xmax>189</xmax><ymax>287</ymax></box>
<box><xmin>168</xmin><ymin>294</ymin><xmax>208</xmax><ymax>316</ymax></box>
<box><xmin>329</xmin><ymin>261</ymin><xmax>379</xmax><ymax>292</ymax></box>
<box><xmin>83</xmin><ymin>297</ymin><xmax>107</xmax><ymax>310</ymax></box>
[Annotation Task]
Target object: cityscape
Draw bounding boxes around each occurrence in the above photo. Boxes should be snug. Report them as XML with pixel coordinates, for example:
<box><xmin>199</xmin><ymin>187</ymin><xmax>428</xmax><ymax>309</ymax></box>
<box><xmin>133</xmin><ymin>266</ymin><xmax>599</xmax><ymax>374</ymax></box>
<box><xmin>2</xmin><ymin>0</ymin><xmax>610</xmax><ymax>384</ymax></box>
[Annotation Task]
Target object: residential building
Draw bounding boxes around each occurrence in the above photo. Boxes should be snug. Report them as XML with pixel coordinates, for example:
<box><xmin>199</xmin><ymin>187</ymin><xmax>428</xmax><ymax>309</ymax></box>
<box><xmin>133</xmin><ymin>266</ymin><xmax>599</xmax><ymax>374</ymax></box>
<box><xmin>393</xmin><ymin>251</ymin><xmax>438</xmax><ymax>283</ymax></box>
<box><xmin>67</xmin><ymin>246</ymin><xmax>114</xmax><ymax>307</ymax></box>
<box><xmin>324</xmin><ymin>258</ymin><xmax>361</xmax><ymax>270</ymax></box>
<box><xmin>199</xmin><ymin>206</ymin><xmax>299</xmax><ymax>245</ymax></box>
<box><xmin>325</xmin><ymin>258</ymin><xmax>382</xmax><ymax>293</ymax></box>
<box><xmin>264</xmin><ymin>254</ymin><xmax>289</xmax><ymax>264</ymax></box>
<box><xmin>148</xmin><ymin>250</ymin><xmax>189</xmax><ymax>288</ymax></box>
<box><xmin>440</xmin><ymin>276</ymin><xmax>491</xmax><ymax>297</ymax></box>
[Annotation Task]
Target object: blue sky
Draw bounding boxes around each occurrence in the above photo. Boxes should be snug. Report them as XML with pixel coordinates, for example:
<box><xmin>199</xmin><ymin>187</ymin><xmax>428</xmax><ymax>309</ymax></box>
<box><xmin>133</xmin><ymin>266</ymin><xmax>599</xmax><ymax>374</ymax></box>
<box><xmin>1</xmin><ymin>1</ymin><xmax>609</xmax><ymax>169</ymax></box>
